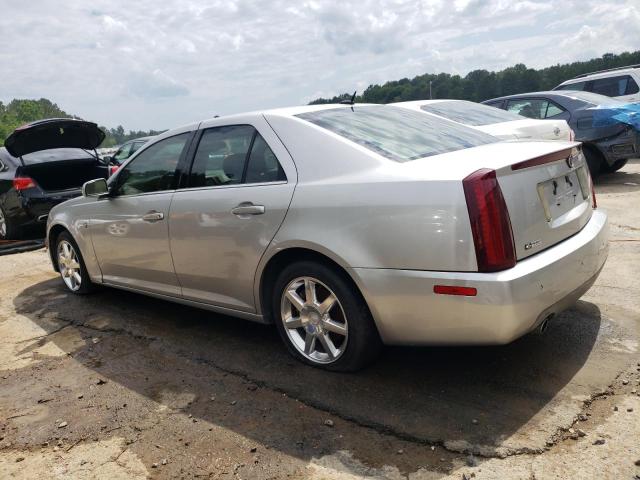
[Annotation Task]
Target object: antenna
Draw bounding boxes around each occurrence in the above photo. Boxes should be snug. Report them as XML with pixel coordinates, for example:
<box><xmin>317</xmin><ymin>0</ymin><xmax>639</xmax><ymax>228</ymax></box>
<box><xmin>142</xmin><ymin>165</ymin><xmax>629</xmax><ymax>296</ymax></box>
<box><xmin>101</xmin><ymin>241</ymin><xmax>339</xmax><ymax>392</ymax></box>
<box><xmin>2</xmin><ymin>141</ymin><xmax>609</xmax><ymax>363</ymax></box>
<box><xmin>339</xmin><ymin>91</ymin><xmax>357</xmax><ymax>105</ymax></box>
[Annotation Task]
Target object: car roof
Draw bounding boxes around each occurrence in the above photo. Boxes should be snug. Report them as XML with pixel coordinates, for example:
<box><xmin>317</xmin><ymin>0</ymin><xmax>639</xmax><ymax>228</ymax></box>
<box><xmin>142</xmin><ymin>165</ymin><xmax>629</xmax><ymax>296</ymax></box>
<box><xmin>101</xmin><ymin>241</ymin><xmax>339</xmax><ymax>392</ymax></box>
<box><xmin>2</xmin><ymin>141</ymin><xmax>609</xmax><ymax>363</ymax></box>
<box><xmin>483</xmin><ymin>91</ymin><xmax>588</xmax><ymax>103</ymax></box>
<box><xmin>559</xmin><ymin>65</ymin><xmax>640</xmax><ymax>84</ymax></box>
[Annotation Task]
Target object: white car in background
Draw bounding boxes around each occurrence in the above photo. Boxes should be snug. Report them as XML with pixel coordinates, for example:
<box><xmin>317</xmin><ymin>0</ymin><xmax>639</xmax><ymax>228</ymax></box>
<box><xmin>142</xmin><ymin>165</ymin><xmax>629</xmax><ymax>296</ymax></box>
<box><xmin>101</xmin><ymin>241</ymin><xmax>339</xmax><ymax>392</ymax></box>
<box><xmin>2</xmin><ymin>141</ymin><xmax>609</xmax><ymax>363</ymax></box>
<box><xmin>392</xmin><ymin>99</ymin><xmax>573</xmax><ymax>141</ymax></box>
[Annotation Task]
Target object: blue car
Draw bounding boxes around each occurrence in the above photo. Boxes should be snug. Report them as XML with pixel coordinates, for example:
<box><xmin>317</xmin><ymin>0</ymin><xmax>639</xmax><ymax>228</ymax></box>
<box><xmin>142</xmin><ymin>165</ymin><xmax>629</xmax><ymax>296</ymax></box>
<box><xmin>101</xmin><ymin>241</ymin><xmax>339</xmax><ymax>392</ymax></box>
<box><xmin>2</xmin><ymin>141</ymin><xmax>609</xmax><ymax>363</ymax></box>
<box><xmin>483</xmin><ymin>91</ymin><xmax>639</xmax><ymax>175</ymax></box>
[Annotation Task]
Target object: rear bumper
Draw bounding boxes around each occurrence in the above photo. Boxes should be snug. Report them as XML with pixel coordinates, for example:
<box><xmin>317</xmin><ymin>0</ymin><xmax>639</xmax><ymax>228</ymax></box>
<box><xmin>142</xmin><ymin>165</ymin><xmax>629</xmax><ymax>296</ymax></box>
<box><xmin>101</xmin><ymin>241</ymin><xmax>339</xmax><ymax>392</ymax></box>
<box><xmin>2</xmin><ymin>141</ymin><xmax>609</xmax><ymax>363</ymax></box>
<box><xmin>353</xmin><ymin>210</ymin><xmax>608</xmax><ymax>345</ymax></box>
<box><xmin>18</xmin><ymin>189</ymin><xmax>82</xmax><ymax>226</ymax></box>
<box><xmin>595</xmin><ymin>128</ymin><xmax>639</xmax><ymax>164</ymax></box>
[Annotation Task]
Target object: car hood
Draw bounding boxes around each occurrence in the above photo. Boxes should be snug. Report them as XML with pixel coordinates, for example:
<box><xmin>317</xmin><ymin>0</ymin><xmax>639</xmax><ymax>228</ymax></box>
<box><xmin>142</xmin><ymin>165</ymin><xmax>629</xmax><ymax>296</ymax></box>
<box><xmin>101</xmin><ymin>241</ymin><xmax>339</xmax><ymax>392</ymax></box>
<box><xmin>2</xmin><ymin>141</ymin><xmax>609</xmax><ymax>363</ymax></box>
<box><xmin>4</xmin><ymin>118</ymin><xmax>105</xmax><ymax>158</ymax></box>
<box><xmin>476</xmin><ymin>119</ymin><xmax>571</xmax><ymax>141</ymax></box>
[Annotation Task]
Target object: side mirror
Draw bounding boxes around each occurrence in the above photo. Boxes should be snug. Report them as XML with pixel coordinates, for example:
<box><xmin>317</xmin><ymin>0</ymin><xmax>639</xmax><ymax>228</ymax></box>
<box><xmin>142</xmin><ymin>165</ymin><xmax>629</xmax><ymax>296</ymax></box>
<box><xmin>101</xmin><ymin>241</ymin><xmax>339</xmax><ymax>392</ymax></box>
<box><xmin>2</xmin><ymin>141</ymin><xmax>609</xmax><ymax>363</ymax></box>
<box><xmin>82</xmin><ymin>178</ymin><xmax>109</xmax><ymax>198</ymax></box>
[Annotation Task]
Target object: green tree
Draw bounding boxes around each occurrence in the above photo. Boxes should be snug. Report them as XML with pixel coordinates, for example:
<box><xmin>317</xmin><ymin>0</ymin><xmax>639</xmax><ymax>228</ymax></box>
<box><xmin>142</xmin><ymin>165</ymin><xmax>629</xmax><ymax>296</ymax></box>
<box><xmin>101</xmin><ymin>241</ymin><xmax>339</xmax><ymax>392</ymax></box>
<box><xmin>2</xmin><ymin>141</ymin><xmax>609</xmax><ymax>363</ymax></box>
<box><xmin>308</xmin><ymin>51</ymin><xmax>640</xmax><ymax>105</ymax></box>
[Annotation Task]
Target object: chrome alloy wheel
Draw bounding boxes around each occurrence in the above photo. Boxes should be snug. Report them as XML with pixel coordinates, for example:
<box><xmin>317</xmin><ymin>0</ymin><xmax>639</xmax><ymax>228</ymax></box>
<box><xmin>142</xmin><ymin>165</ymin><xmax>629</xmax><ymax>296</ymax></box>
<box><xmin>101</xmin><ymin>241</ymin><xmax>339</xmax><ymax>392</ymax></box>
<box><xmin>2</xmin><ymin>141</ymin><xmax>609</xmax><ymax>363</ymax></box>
<box><xmin>0</xmin><ymin>208</ymin><xmax>6</xmax><ymax>238</ymax></box>
<box><xmin>280</xmin><ymin>276</ymin><xmax>348</xmax><ymax>364</ymax></box>
<box><xmin>57</xmin><ymin>240</ymin><xmax>82</xmax><ymax>291</ymax></box>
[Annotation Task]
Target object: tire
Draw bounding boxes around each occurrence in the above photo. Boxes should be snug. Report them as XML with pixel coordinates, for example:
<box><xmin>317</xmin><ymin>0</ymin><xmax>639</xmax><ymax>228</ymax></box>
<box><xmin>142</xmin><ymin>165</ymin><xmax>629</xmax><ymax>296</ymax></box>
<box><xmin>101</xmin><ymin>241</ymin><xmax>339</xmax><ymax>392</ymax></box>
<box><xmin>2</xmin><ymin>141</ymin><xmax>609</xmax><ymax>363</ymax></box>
<box><xmin>0</xmin><ymin>205</ymin><xmax>19</xmax><ymax>240</ymax></box>
<box><xmin>583</xmin><ymin>146</ymin><xmax>603</xmax><ymax>177</ymax></box>
<box><xmin>272</xmin><ymin>260</ymin><xmax>382</xmax><ymax>372</ymax></box>
<box><xmin>603</xmin><ymin>159</ymin><xmax>628</xmax><ymax>174</ymax></box>
<box><xmin>55</xmin><ymin>231</ymin><xmax>96</xmax><ymax>295</ymax></box>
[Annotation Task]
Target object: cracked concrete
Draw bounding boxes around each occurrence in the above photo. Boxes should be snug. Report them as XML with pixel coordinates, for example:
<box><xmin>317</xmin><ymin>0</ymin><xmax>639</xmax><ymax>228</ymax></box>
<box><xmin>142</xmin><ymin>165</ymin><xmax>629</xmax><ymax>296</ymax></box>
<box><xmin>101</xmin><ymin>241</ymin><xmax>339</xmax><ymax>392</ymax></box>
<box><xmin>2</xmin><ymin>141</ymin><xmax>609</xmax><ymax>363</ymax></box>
<box><xmin>0</xmin><ymin>160</ymin><xmax>639</xmax><ymax>479</ymax></box>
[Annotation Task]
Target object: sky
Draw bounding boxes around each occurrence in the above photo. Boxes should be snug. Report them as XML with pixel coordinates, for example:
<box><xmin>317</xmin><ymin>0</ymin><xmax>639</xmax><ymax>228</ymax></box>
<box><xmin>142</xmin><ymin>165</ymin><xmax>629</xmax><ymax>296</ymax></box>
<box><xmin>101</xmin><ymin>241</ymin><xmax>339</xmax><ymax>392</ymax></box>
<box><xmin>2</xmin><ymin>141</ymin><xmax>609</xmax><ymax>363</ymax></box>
<box><xmin>0</xmin><ymin>0</ymin><xmax>639</xmax><ymax>131</ymax></box>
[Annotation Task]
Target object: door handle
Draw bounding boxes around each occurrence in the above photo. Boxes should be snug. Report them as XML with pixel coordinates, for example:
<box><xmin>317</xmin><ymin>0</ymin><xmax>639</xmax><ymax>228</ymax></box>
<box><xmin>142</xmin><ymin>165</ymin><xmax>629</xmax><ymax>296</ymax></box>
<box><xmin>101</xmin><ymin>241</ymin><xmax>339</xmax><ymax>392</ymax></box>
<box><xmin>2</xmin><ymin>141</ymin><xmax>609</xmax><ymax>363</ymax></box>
<box><xmin>231</xmin><ymin>203</ymin><xmax>265</xmax><ymax>216</ymax></box>
<box><xmin>142</xmin><ymin>211</ymin><xmax>165</xmax><ymax>222</ymax></box>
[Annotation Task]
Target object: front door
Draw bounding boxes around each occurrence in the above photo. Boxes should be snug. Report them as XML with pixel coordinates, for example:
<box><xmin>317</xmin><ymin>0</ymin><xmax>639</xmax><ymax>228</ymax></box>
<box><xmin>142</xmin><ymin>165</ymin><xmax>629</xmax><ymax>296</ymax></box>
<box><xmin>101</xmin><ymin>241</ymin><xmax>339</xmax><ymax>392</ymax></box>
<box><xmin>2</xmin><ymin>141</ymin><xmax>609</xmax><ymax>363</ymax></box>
<box><xmin>169</xmin><ymin>122</ymin><xmax>295</xmax><ymax>312</ymax></box>
<box><xmin>89</xmin><ymin>132</ymin><xmax>191</xmax><ymax>296</ymax></box>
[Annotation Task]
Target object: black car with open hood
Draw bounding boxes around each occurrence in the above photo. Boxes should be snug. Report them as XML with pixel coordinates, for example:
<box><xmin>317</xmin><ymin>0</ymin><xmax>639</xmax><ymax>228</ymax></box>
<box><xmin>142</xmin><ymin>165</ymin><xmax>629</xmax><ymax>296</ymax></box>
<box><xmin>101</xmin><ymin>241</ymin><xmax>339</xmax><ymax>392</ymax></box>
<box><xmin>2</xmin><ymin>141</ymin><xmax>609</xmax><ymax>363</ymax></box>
<box><xmin>0</xmin><ymin>118</ymin><xmax>109</xmax><ymax>240</ymax></box>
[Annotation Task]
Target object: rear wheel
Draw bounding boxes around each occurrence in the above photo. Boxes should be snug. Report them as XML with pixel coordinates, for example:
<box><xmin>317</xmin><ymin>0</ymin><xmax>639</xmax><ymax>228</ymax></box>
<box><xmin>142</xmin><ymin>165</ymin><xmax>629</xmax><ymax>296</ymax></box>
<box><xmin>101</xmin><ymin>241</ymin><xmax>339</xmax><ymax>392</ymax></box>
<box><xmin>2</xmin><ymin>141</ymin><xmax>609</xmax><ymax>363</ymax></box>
<box><xmin>603</xmin><ymin>159</ymin><xmax>628</xmax><ymax>174</ymax></box>
<box><xmin>273</xmin><ymin>260</ymin><xmax>381</xmax><ymax>372</ymax></box>
<box><xmin>583</xmin><ymin>146</ymin><xmax>604</xmax><ymax>177</ymax></box>
<box><xmin>0</xmin><ymin>206</ymin><xmax>18</xmax><ymax>240</ymax></box>
<box><xmin>55</xmin><ymin>231</ymin><xmax>96</xmax><ymax>294</ymax></box>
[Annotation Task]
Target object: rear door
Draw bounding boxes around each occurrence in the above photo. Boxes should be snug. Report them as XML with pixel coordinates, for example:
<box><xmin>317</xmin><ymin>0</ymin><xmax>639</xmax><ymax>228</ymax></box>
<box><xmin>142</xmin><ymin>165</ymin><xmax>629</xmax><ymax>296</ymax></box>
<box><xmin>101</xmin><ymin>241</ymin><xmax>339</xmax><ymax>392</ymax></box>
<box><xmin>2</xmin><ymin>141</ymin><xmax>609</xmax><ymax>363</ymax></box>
<box><xmin>169</xmin><ymin>117</ymin><xmax>296</xmax><ymax>312</ymax></box>
<box><xmin>89</xmin><ymin>132</ymin><xmax>192</xmax><ymax>295</ymax></box>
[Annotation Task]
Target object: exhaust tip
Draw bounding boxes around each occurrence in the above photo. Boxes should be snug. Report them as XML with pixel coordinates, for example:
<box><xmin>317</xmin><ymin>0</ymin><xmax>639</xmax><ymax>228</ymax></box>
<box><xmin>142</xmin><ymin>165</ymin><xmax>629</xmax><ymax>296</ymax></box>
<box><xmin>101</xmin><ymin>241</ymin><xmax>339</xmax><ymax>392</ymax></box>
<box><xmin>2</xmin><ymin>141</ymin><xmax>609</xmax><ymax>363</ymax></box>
<box><xmin>538</xmin><ymin>314</ymin><xmax>554</xmax><ymax>335</ymax></box>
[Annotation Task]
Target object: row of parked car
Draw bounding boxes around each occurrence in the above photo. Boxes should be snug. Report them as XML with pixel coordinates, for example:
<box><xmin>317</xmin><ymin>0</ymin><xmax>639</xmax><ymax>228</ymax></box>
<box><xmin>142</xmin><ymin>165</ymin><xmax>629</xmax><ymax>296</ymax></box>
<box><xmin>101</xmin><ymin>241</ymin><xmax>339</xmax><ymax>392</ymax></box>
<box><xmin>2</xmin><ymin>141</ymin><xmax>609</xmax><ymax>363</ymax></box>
<box><xmin>0</xmin><ymin>64</ymin><xmax>634</xmax><ymax>370</ymax></box>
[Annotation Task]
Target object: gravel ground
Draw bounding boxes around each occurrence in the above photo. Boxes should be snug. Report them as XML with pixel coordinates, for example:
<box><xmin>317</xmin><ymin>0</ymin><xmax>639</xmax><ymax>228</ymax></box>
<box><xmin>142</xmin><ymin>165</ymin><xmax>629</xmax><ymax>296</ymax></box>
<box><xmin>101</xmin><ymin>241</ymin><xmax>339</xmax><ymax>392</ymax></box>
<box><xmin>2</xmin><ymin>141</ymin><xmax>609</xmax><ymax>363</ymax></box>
<box><xmin>0</xmin><ymin>160</ymin><xmax>639</xmax><ymax>479</ymax></box>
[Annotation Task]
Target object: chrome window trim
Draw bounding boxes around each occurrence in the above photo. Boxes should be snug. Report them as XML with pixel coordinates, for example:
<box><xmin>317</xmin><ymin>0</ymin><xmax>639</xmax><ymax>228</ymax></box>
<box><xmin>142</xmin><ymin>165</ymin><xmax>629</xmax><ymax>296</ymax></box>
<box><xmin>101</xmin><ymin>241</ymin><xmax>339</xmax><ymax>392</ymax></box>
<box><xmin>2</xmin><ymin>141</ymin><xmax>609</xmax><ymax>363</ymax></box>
<box><xmin>175</xmin><ymin>180</ymin><xmax>288</xmax><ymax>194</ymax></box>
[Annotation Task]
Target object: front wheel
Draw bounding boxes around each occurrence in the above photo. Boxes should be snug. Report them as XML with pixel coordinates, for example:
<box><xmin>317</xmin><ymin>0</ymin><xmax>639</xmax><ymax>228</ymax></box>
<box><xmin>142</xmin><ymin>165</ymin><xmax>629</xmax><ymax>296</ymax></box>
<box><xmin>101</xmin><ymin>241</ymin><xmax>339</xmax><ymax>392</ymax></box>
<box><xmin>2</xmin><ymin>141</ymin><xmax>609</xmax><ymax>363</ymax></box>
<box><xmin>55</xmin><ymin>232</ymin><xmax>96</xmax><ymax>294</ymax></box>
<box><xmin>273</xmin><ymin>261</ymin><xmax>381</xmax><ymax>372</ymax></box>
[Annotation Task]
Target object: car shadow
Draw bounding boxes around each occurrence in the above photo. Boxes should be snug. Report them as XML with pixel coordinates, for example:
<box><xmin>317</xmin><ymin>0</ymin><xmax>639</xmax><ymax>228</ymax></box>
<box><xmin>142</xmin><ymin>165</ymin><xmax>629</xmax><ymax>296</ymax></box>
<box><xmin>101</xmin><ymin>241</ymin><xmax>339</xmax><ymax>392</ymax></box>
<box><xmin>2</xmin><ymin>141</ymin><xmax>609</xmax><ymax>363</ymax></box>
<box><xmin>596</xmin><ymin>167</ymin><xmax>640</xmax><ymax>194</ymax></box>
<box><xmin>13</xmin><ymin>278</ymin><xmax>605</xmax><ymax>469</ymax></box>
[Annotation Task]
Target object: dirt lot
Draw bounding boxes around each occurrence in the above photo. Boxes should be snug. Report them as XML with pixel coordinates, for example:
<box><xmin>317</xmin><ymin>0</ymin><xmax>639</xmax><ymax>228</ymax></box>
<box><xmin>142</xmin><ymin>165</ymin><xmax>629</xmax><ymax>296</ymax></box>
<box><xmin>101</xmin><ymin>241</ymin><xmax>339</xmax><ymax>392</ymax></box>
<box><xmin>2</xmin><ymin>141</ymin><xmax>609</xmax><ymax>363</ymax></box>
<box><xmin>1</xmin><ymin>161</ymin><xmax>639</xmax><ymax>480</ymax></box>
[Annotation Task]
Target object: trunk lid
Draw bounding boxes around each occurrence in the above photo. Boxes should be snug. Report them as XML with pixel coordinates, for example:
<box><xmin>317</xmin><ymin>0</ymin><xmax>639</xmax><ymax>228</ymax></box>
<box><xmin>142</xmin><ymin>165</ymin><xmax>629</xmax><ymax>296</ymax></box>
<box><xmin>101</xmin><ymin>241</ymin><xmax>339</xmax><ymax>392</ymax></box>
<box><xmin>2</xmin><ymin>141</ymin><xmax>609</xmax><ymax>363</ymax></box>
<box><xmin>495</xmin><ymin>144</ymin><xmax>592</xmax><ymax>260</ymax></box>
<box><xmin>4</xmin><ymin>118</ymin><xmax>105</xmax><ymax>158</ymax></box>
<box><xmin>478</xmin><ymin>119</ymin><xmax>571</xmax><ymax>141</ymax></box>
<box><xmin>403</xmin><ymin>140</ymin><xmax>593</xmax><ymax>264</ymax></box>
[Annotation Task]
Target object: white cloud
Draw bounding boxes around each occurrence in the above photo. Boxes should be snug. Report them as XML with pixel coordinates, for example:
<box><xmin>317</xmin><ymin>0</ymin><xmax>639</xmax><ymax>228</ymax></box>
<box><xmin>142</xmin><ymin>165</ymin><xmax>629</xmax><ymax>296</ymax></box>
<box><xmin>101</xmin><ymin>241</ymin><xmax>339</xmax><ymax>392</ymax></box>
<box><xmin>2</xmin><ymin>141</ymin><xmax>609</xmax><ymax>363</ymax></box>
<box><xmin>0</xmin><ymin>0</ymin><xmax>638</xmax><ymax>131</ymax></box>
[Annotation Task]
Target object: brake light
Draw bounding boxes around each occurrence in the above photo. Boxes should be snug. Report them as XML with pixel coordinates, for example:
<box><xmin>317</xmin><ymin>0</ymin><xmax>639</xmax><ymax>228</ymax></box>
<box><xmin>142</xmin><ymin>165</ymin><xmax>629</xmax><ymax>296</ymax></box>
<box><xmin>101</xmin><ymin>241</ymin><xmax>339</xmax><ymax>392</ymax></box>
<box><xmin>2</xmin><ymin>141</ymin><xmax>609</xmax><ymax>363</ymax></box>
<box><xmin>13</xmin><ymin>176</ymin><xmax>37</xmax><ymax>191</ymax></box>
<box><xmin>109</xmin><ymin>165</ymin><xmax>119</xmax><ymax>176</ymax></box>
<box><xmin>463</xmin><ymin>169</ymin><xmax>516</xmax><ymax>272</ymax></box>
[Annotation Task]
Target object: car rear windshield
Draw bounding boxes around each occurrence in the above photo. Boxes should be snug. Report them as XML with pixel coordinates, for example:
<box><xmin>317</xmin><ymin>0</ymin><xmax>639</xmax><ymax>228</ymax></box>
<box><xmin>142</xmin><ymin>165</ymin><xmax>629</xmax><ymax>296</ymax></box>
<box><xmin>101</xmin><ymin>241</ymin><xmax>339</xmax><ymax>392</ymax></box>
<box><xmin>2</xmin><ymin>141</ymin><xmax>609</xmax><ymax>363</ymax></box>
<box><xmin>420</xmin><ymin>100</ymin><xmax>523</xmax><ymax>126</ymax></box>
<box><xmin>20</xmin><ymin>148</ymin><xmax>96</xmax><ymax>164</ymax></box>
<box><xmin>296</xmin><ymin>105</ymin><xmax>497</xmax><ymax>162</ymax></box>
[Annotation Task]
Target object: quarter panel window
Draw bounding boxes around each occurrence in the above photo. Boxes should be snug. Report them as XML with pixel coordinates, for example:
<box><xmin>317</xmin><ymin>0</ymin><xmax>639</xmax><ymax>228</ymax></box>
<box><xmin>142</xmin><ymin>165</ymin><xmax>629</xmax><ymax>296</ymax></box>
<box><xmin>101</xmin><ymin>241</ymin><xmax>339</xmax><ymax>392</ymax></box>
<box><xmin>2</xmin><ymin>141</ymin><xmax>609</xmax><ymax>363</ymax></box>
<box><xmin>245</xmin><ymin>134</ymin><xmax>286</xmax><ymax>184</ymax></box>
<box><xmin>114</xmin><ymin>133</ymin><xmax>189</xmax><ymax>196</ymax></box>
<box><xmin>544</xmin><ymin>102</ymin><xmax>566</xmax><ymax>118</ymax></box>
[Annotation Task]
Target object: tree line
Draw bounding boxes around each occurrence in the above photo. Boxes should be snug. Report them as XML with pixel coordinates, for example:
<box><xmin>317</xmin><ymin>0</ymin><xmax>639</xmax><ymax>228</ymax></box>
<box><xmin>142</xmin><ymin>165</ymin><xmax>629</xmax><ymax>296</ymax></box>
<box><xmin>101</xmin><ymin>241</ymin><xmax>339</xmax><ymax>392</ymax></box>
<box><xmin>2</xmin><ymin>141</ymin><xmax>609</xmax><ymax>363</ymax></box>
<box><xmin>309</xmin><ymin>51</ymin><xmax>640</xmax><ymax>105</ymax></box>
<box><xmin>0</xmin><ymin>98</ymin><xmax>164</xmax><ymax>149</ymax></box>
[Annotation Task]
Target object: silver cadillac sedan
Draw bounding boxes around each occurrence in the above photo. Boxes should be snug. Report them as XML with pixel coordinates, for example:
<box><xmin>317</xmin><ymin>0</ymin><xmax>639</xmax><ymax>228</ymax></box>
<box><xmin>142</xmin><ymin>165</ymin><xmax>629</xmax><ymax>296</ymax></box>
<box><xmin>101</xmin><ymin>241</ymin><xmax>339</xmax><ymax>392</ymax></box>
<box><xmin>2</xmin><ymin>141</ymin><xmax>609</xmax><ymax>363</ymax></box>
<box><xmin>46</xmin><ymin>104</ymin><xmax>609</xmax><ymax>371</ymax></box>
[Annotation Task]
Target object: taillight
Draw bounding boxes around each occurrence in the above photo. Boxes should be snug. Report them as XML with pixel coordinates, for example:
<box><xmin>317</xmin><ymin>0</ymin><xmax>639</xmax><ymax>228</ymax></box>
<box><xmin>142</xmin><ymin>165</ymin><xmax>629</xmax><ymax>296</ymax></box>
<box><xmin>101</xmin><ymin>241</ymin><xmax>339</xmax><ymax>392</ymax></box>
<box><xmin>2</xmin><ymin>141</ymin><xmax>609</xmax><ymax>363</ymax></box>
<box><xmin>109</xmin><ymin>165</ymin><xmax>119</xmax><ymax>176</ymax></box>
<box><xmin>13</xmin><ymin>176</ymin><xmax>37</xmax><ymax>191</ymax></box>
<box><xmin>463</xmin><ymin>169</ymin><xmax>516</xmax><ymax>272</ymax></box>
<box><xmin>589</xmin><ymin>174</ymin><xmax>597</xmax><ymax>209</ymax></box>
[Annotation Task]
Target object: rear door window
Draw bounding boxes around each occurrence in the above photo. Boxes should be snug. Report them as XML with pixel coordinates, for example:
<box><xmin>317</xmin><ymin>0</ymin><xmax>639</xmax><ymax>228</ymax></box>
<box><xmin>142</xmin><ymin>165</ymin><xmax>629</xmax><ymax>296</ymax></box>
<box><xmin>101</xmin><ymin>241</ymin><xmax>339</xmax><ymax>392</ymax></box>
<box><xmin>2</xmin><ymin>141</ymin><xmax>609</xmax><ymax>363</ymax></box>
<box><xmin>187</xmin><ymin>125</ymin><xmax>287</xmax><ymax>188</ymax></box>
<box><xmin>505</xmin><ymin>99</ymin><xmax>566</xmax><ymax>119</ymax></box>
<box><xmin>296</xmin><ymin>105</ymin><xmax>496</xmax><ymax>162</ymax></box>
<box><xmin>589</xmin><ymin>75</ymin><xmax>639</xmax><ymax>97</ymax></box>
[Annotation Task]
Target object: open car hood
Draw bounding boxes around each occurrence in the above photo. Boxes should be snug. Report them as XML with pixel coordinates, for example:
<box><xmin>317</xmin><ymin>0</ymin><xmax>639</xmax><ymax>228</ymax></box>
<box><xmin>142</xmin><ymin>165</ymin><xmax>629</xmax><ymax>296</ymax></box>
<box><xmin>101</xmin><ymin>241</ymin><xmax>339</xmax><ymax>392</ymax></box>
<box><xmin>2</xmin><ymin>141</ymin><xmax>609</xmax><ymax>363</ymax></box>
<box><xmin>4</xmin><ymin>118</ymin><xmax>105</xmax><ymax>158</ymax></box>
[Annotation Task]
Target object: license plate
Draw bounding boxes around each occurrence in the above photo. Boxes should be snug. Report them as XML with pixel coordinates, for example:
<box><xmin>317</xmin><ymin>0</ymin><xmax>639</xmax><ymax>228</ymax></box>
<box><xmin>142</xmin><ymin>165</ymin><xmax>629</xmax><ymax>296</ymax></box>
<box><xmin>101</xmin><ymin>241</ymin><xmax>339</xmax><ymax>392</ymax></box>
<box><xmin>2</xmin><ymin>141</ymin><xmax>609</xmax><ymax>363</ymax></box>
<box><xmin>537</xmin><ymin>167</ymin><xmax>586</xmax><ymax>222</ymax></box>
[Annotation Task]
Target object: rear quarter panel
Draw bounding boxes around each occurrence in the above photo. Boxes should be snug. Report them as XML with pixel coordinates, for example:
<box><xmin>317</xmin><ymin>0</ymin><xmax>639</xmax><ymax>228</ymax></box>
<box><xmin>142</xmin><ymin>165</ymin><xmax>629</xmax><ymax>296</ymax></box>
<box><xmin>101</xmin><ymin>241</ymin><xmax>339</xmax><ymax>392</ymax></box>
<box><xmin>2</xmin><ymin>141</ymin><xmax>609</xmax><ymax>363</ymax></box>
<box><xmin>262</xmin><ymin>114</ymin><xmax>478</xmax><ymax>273</ymax></box>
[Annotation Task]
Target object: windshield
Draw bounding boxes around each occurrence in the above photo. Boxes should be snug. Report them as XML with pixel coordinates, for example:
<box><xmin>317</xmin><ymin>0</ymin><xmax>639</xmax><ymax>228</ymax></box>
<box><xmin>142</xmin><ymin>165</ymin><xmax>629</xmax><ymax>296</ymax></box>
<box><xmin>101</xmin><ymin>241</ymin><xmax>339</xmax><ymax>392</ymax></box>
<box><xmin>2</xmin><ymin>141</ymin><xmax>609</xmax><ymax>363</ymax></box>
<box><xmin>560</xmin><ymin>91</ymin><xmax>624</xmax><ymax>106</ymax></box>
<box><xmin>296</xmin><ymin>105</ymin><xmax>497</xmax><ymax>162</ymax></box>
<box><xmin>420</xmin><ymin>100</ymin><xmax>523</xmax><ymax>126</ymax></box>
